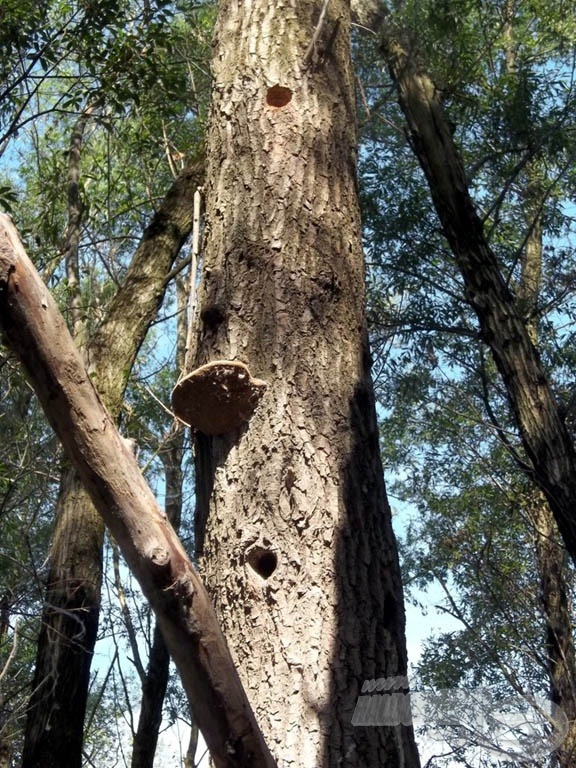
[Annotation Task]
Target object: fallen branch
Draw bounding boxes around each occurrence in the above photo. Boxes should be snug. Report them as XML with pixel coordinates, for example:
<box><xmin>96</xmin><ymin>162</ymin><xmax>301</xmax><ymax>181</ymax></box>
<box><xmin>0</xmin><ymin>213</ymin><xmax>275</xmax><ymax>768</ymax></box>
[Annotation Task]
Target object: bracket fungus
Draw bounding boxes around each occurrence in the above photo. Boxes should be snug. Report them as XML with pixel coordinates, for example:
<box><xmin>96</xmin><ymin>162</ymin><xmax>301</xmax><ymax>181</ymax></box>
<box><xmin>171</xmin><ymin>360</ymin><xmax>267</xmax><ymax>435</ymax></box>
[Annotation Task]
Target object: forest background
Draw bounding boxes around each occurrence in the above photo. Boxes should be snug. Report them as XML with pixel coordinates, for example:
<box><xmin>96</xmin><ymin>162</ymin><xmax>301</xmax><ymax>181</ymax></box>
<box><xmin>1</xmin><ymin>0</ymin><xmax>576</xmax><ymax>767</ymax></box>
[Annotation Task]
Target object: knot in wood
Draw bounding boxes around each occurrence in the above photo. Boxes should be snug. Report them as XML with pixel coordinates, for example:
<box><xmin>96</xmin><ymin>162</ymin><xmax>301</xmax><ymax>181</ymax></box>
<box><xmin>147</xmin><ymin>545</ymin><xmax>170</xmax><ymax>569</ymax></box>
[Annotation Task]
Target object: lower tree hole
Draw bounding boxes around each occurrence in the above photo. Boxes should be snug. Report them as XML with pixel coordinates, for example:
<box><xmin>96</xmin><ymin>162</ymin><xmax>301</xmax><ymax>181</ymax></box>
<box><xmin>247</xmin><ymin>547</ymin><xmax>278</xmax><ymax>579</ymax></box>
<box><xmin>266</xmin><ymin>85</ymin><xmax>292</xmax><ymax>108</ymax></box>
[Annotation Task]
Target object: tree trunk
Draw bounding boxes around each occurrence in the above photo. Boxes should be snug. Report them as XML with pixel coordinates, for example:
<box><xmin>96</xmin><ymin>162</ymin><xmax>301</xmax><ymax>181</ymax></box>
<box><xmin>518</xmin><ymin>155</ymin><xmax>576</xmax><ymax>768</ymax></box>
<box><xmin>22</xmin><ymin>470</ymin><xmax>102</xmax><ymax>768</ymax></box>
<box><xmin>0</xmin><ymin>743</ymin><xmax>10</xmax><ymax>768</ymax></box>
<box><xmin>377</xmin><ymin>18</ymin><xmax>576</xmax><ymax>564</ymax></box>
<box><xmin>371</xmin><ymin>11</ymin><xmax>576</xmax><ymax>763</ymax></box>
<box><xmin>63</xmin><ymin>108</ymin><xmax>92</xmax><ymax>345</ymax></box>
<box><xmin>529</xmin><ymin>496</ymin><xmax>576</xmax><ymax>767</ymax></box>
<box><xmin>131</xmin><ymin>267</ymin><xmax>192</xmax><ymax>768</ymax></box>
<box><xmin>23</xmin><ymin>114</ymin><xmax>98</xmax><ymax>768</ymax></box>
<box><xmin>131</xmin><ymin>623</ymin><xmax>171</xmax><ymax>768</ymax></box>
<box><xmin>0</xmin><ymin>212</ymin><xmax>274</xmax><ymax>768</ymax></box>
<box><xmin>191</xmin><ymin>1</ymin><xmax>420</xmax><ymax>766</ymax></box>
<box><xmin>22</xmin><ymin>159</ymin><xmax>203</xmax><ymax>768</ymax></box>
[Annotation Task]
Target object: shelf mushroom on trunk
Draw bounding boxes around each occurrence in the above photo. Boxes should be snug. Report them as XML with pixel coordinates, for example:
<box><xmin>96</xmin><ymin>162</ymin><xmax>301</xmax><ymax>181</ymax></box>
<box><xmin>171</xmin><ymin>360</ymin><xmax>267</xmax><ymax>435</ymax></box>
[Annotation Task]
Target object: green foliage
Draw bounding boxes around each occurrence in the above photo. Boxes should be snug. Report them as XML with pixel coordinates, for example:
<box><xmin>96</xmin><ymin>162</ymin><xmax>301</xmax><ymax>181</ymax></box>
<box><xmin>0</xmin><ymin>353</ymin><xmax>59</xmax><ymax>759</ymax></box>
<box><xmin>0</xmin><ymin>0</ymin><xmax>213</xmax><ymax>150</ymax></box>
<box><xmin>355</xmin><ymin>1</ymin><xmax>576</xmax><ymax>762</ymax></box>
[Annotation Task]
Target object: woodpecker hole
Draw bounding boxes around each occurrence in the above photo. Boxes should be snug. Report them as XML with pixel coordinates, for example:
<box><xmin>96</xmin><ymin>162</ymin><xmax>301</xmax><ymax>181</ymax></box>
<box><xmin>247</xmin><ymin>547</ymin><xmax>278</xmax><ymax>579</ymax></box>
<box><xmin>200</xmin><ymin>305</ymin><xmax>225</xmax><ymax>329</ymax></box>
<box><xmin>266</xmin><ymin>85</ymin><xmax>292</xmax><ymax>108</ymax></box>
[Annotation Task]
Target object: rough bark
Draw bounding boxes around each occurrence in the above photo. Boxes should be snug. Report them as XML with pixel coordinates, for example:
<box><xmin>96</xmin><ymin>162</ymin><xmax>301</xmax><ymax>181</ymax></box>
<box><xmin>23</xmin><ymin>471</ymin><xmax>103</xmax><ymax>768</ymax></box>
<box><xmin>376</xmin><ymin>19</ymin><xmax>576</xmax><ymax>564</ymax></box>
<box><xmin>191</xmin><ymin>1</ymin><xmax>420</xmax><ymax>766</ymax></box>
<box><xmin>518</xmin><ymin>160</ymin><xmax>576</xmax><ymax>768</ymax></box>
<box><xmin>0</xmin><ymin>213</ymin><xmax>275</xmax><ymax>768</ymax></box>
<box><xmin>528</xmin><ymin>496</ymin><xmax>576</xmax><ymax>767</ymax></box>
<box><xmin>22</xmin><ymin>159</ymin><xmax>204</xmax><ymax>768</ymax></box>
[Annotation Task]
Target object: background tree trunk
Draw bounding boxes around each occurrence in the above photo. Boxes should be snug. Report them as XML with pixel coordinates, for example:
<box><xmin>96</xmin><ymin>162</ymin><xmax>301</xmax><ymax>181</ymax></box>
<box><xmin>131</xmin><ymin>623</ymin><xmax>171</xmax><ymax>768</ymax></box>
<box><xmin>529</xmin><ymin>496</ymin><xmax>576</xmax><ymax>766</ymax></box>
<box><xmin>22</xmin><ymin>471</ymin><xmax>103</xmax><ymax>768</ymax></box>
<box><xmin>371</xmin><ymin>12</ymin><xmax>576</xmax><ymax>763</ymax></box>
<box><xmin>518</xmin><ymin>149</ymin><xmax>576</xmax><ymax>768</ymax></box>
<box><xmin>23</xmin><ymin>115</ymin><xmax>100</xmax><ymax>768</ymax></box>
<box><xmin>131</xmin><ymin>279</ymin><xmax>189</xmax><ymax>768</ymax></box>
<box><xmin>22</xmin><ymin>161</ymin><xmax>203</xmax><ymax>768</ymax></box>
<box><xmin>378</xmin><ymin>18</ymin><xmax>576</xmax><ymax>564</ymax></box>
<box><xmin>191</xmin><ymin>1</ymin><xmax>420</xmax><ymax>765</ymax></box>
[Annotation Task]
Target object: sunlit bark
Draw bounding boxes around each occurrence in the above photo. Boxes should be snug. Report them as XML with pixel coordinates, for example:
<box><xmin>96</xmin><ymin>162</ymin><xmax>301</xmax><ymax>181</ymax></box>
<box><xmin>191</xmin><ymin>1</ymin><xmax>420</xmax><ymax>765</ymax></box>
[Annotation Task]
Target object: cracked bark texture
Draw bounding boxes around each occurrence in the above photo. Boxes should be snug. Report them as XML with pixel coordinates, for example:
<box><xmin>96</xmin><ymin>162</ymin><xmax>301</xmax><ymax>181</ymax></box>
<box><xmin>192</xmin><ymin>1</ymin><xmax>420</xmax><ymax>766</ymax></box>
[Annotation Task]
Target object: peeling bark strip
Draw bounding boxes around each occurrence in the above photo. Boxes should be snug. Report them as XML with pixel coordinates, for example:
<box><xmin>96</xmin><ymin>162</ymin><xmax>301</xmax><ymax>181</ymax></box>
<box><xmin>0</xmin><ymin>215</ymin><xmax>275</xmax><ymax>768</ymax></box>
<box><xmin>378</xmin><ymin>21</ymin><xmax>576</xmax><ymax>563</ymax></box>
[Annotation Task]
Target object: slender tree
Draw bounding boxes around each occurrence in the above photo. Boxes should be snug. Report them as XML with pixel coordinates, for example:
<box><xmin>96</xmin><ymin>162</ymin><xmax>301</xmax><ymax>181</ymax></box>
<box><xmin>352</xmin><ymin>1</ymin><xmax>576</xmax><ymax>764</ymax></box>
<box><xmin>374</xmin><ymin>9</ymin><xmax>576</xmax><ymax>564</ymax></box>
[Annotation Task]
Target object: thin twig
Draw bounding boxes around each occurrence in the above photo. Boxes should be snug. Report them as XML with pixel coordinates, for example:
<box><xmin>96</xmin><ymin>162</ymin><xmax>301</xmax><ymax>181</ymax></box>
<box><xmin>0</xmin><ymin>618</ymin><xmax>19</xmax><ymax>685</ymax></box>
<box><xmin>144</xmin><ymin>385</ymin><xmax>177</xmax><ymax>421</ymax></box>
<box><xmin>303</xmin><ymin>0</ymin><xmax>330</xmax><ymax>66</ymax></box>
